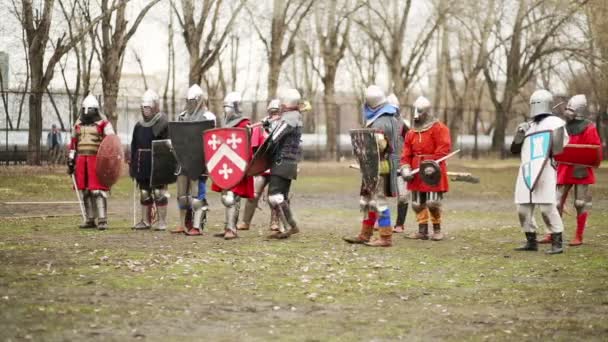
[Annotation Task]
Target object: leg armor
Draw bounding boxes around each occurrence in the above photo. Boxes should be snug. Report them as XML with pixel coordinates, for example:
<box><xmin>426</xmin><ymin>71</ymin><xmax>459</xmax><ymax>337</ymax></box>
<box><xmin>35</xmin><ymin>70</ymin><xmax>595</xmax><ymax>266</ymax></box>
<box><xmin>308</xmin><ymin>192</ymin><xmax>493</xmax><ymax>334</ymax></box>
<box><xmin>407</xmin><ymin>191</ymin><xmax>429</xmax><ymax>239</ymax></box>
<box><xmin>395</xmin><ymin>177</ymin><xmax>410</xmax><ymax>230</ymax></box>
<box><xmin>91</xmin><ymin>190</ymin><xmax>109</xmax><ymax>230</ymax></box>
<box><xmin>517</xmin><ymin>204</ymin><xmax>539</xmax><ymax>233</ymax></box>
<box><xmin>268</xmin><ymin>193</ymin><xmax>298</xmax><ymax>234</ymax></box>
<box><xmin>176</xmin><ymin>175</ymin><xmax>194</xmax><ymax>229</ymax></box>
<box><xmin>239</xmin><ymin>175</ymin><xmax>268</xmax><ymax>228</ymax></box>
<box><xmin>538</xmin><ymin>203</ymin><xmax>564</xmax><ymax>234</ymax></box>
<box><xmin>571</xmin><ymin>184</ymin><xmax>592</xmax><ymax>246</ymax></box>
<box><xmin>79</xmin><ymin>190</ymin><xmax>96</xmax><ymax>228</ymax></box>
<box><xmin>134</xmin><ymin>188</ymin><xmax>153</xmax><ymax>229</ymax></box>
<box><xmin>221</xmin><ymin>191</ymin><xmax>241</xmax><ymax>233</ymax></box>
<box><xmin>426</xmin><ymin>192</ymin><xmax>444</xmax><ymax>241</ymax></box>
<box><xmin>152</xmin><ymin>187</ymin><xmax>169</xmax><ymax>231</ymax></box>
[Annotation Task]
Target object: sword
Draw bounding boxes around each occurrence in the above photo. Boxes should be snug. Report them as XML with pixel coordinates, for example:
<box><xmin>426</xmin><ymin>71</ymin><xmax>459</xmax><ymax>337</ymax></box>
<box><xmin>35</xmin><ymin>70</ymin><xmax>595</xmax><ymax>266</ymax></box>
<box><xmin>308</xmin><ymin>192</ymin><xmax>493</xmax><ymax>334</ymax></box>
<box><xmin>132</xmin><ymin>179</ymin><xmax>137</xmax><ymax>227</ymax></box>
<box><xmin>71</xmin><ymin>174</ymin><xmax>86</xmax><ymax>222</ymax></box>
<box><xmin>406</xmin><ymin>149</ymin><xmax>461</xmax><ymax>176</ymax></box>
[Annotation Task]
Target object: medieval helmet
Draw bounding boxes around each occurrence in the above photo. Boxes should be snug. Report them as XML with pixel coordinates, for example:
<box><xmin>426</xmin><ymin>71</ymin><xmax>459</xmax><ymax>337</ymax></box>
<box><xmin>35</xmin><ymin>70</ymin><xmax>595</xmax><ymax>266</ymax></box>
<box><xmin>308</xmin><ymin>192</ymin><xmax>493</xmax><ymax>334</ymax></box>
<box><xmin>565</xmin><ymin>94</ymin><xmax>588</xmax><ymax>120</ymax></box>
<box><xmin>413</xmin><ymin>96</ymin><xmax>431</xmax><ymax>120</ymax></box>
<box><xmin>142</xmin><ymin>89</ymin><xmax>160</xmax><ymax>107</ymax></box>
<box><xmin>81</xmin><ymin>95</ymin><xmax>100</xmax><ymax>123</ymax></box>
<box><xmin>223</xmin><ymin>91</ymin><xmax>242</xmax><ymax>116</ymax></box>
<box><xmin>529</xmin><ymin>89</ymin><xmax>553</xmax><ymax>118</ymax></box>
<box><xmin>365</xmin><ymin>85</ymin><xmax>386</xmax><ymax>109</ymax></box>
<box><xmin>387</xmin><ymin>93</ymin><xmax>400</xmax><ymax>108</ymax></box>
<box><xmin>186</xmin><ymin>84</ymin><xmax>206</xmax><ymax>114</ymax></box>
<box><xmin>187</xmin><ymin>84</ymin><xmax>204</xmax><ymax>101</ymax></box>
<box><xmin>267</xmin><ymin>98</ymin><xmax>281</xmax><ymax>114</ymax></box>
<box><xmin>280</xmin><ymin>88</ymin><xmax>301</xmax><ymax>109</ymax></box>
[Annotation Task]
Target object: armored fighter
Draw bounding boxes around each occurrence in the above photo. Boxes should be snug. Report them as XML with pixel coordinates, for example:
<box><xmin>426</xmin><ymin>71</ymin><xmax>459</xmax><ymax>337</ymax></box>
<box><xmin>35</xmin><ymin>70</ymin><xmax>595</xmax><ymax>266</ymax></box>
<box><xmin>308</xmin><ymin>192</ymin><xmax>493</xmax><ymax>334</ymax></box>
<box><xmin>130</xmin><ymin>90</ymin><xmax>170</xmax><ymax>231</ymax></box>
<box><xmin>538</xmin><ymin>94</ymin><xmax>601</xmax><ymax>246</ymax></box>
<box><xmin>344</xmin><ymin>85</ymin><xmax>400</xmax><ymax>247</ymax></box>
<box><xmin>511</xmin><ymin>89</ymin><xmax>569</xmax><ymax>254</ymax></box>
<box><xmin>171</xmin><ymin>84</ymin><xmax>216</xmax><ymax>236</ymax></box>
<box><xmin>264</xmin><ymin>89</ymin><xmax>304</xmax><ymax>239</ymax></box>
<box><xmin>209</xmin><ymin>92</ymin><xmax>256</xmax><ymax>239</ymax></box>
<box><xmin>400</xmin><ymin>96</ymin><xmax>451</xmax><ymax>241</ymax></box>
<box><xmin>67</xmin><ymin>95</ymin><xmax>115</xmax><ymax>230</ymax></box>
<box><xmin>387</xmin><ymin>93</ymin><xmax>409</xmax><ymax>233</ymax></box>
<box><xmin>236</xmin><ymin>99</ymin><xmax>283</xmax><ymax>232</ymax></box>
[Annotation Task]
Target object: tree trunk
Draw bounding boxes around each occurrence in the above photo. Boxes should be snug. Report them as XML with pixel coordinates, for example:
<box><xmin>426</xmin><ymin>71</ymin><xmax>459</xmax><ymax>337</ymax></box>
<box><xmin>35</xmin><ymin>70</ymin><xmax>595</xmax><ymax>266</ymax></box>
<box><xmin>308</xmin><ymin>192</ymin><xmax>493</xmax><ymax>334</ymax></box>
<box><xmin>267</xmin><ymin>51</ymin><xmax>282</xmax><ymax>99</ymax></box>
<box><xmin>449</xmin><ymin>105</ymin><xmax>464</xmax><ymax>152</ymax></box>
<box><xmin>323</xmin><ymin>86</ymin><xmax>337</xmax><ymax>160</ymax></box>
<box><xmin>27</xmin><ymin>90</ymin><xmax>43</xmax><ymax>165</ymax></box>
<box><xmin>102</xmin><ymin>81</ymin><xmax>120</xmax><ymax>129</ymax></box>
<box><xmin>491</xmin><ymin>106</ymin><xmax>508</xmax><ymax>157</ymax></box>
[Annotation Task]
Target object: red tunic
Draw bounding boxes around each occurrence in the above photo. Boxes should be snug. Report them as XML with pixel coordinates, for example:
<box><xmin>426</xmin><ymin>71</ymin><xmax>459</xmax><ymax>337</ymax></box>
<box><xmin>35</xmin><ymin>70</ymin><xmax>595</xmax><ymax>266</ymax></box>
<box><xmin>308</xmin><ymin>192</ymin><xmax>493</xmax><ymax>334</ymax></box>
<box><xmin>400</xmin><ymin>121</ymin><xmax>451</xmax><ymax>193</ymax></box>
<box><xmin>211</xmin><ymin>119</ymin><xmax>255</xmax><ymax>198</ymax></box>
<box><xmin>557</xmin><ymin>123</ymin><xmax>602</xmax><ymax>185</ymax></box>
<box><xmin>70</xmin><ymin>120</ymin><xmax>113</xmax><ymax>191</ymax></box>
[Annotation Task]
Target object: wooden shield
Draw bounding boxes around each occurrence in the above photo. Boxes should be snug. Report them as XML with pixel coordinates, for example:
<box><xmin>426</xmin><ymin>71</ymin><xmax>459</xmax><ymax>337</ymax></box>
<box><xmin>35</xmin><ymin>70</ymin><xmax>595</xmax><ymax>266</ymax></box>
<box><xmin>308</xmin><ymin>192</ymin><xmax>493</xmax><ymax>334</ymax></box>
<box><xmin>203</xmin><ymin>128</ymin><xmax>251</xmax><ymax>190</ymax></box>
<box><xmin>95</xmin><ymin>134</ymin><xmax>124</xmax><ymax>188</ymax></box>
<box><xmin>555</xmin><ymin>144</ymin><xmax>602</xmax><ymax>168</ymax></box>
<box><xmin>350</xmin><ymin>129</ymin><xmax>380</xmax><ymax>196</ymax></box>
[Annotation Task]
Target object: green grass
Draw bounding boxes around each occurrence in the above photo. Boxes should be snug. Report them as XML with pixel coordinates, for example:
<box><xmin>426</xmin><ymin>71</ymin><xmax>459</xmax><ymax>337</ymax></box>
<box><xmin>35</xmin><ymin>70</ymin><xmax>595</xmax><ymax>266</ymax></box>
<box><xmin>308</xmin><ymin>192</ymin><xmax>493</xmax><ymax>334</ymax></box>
<box><xmin>1</xmin><ymin>162</ymin><xmax>607</xmax><ymax>341</ymax></box>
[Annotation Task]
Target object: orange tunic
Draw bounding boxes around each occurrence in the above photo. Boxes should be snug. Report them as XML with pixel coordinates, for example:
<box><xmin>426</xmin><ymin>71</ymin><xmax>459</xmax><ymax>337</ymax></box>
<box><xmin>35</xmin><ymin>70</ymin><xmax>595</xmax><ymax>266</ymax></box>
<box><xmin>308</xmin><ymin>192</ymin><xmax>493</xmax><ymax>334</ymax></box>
<box><xmin>400</xmin><ymin>121</ymin><xmax>451</xmax><ymax>193</ymax></box>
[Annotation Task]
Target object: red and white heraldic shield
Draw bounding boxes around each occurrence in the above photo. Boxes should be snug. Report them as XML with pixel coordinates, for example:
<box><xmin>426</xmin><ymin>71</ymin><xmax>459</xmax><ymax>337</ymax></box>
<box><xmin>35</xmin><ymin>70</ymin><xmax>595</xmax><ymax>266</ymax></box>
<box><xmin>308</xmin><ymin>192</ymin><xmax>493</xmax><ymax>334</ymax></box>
<box><xmin>203</xmin><ymin>127</ymin><xmax>251</xmax><ymax>190</ymax></box>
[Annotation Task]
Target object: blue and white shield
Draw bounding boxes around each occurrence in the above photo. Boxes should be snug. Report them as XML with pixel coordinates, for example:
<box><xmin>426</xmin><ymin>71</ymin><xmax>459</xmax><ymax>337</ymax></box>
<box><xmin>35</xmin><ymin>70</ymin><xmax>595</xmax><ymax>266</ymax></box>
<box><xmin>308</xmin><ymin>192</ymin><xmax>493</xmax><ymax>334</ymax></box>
<box><xmin>521</xmin><ymin>130</ymin><xmax>552</xmax><ymax>191</ymax></box>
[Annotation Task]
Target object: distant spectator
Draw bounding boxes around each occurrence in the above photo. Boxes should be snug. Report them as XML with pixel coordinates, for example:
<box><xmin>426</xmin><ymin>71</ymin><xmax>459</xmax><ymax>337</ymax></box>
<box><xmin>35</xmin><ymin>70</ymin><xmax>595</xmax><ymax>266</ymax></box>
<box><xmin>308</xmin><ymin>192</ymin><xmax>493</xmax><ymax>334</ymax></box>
<box><xmin>47</xmin><ymin>124</ymin><xmax>63</xmax><ymax>165</ymax></box>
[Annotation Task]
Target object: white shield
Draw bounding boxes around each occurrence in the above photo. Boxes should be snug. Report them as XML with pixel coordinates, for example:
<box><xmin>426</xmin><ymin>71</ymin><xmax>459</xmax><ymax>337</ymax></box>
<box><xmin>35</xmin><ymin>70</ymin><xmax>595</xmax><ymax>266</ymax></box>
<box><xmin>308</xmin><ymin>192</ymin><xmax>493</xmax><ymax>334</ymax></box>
<box><xmin>520</xmin><ymin>130</ymin><xmax>552</xmax><ymax>191</ymax></box>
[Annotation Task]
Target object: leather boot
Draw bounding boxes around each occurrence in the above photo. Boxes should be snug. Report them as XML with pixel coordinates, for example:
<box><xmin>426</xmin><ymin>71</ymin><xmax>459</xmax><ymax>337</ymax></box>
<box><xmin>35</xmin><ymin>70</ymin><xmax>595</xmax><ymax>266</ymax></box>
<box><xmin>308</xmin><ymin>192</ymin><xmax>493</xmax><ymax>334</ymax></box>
<box><xmin>79</xmin><ymin>220</ymin><xmax>96</xmax><ymax>229</ymax></box>
<box><xmin>537</xmin><ymin>233</ymin><xmax>552</xmax><ymax>244</ymax></box>
<box><xmin>224</xmin><ymin>229</ymin><xmax>238</xmax><ymax>240</ymax></box>
<box><xmin>364</xmin><ymin>227</ymin><xmax>393</xmax><ymax>247</ymax></box>
<box><xmin>570</xmin><ymin>212</ymin><xmax>587</xmax><ymax>246</ymax></box>
<box><xmin>393</xmin><ymin>202</ymin><xmax>407</xmax><ymax>233</ymax></box>
<box><xmin>343</xmin><ymin>223</ymin><xmax>374</xmax><ymax>244</ymax></box>
<box><xmin>515</xmin><ymin>232</ymin><xmax>538</xmax><ymax>251</ymax></box>
<box><xmin>431</xmin><ymin>223</ymin><xmax>444</xmax><ymax>241</ymax></box>
<box><xmin>546</xmin><ymin>232</ymin><xmax>564</xmax><ymax>254</ymax></box>
<box><xmin>406</xmin><ymin>223</ymin><xmax>428</xmax><ymax>240</ymax></box>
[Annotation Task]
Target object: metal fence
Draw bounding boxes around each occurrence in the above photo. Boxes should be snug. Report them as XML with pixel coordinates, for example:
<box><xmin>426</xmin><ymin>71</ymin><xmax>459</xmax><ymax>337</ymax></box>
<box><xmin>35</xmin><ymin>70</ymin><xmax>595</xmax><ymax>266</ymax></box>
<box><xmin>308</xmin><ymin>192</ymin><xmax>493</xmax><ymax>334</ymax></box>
<box><xmin>5</xmin><ymin>90</ymin><xmax>605</xmax><ymax>163</ymax></box>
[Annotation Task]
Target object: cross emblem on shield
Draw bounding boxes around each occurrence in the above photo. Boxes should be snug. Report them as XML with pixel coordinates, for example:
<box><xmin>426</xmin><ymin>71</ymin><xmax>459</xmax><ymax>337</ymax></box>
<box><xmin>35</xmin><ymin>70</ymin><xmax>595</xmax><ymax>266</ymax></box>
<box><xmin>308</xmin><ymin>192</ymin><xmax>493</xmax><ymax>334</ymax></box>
<box><xmin>203</xmin><ymin>128</ymin><xmax>251</xmax><ymax>190</ymax></box>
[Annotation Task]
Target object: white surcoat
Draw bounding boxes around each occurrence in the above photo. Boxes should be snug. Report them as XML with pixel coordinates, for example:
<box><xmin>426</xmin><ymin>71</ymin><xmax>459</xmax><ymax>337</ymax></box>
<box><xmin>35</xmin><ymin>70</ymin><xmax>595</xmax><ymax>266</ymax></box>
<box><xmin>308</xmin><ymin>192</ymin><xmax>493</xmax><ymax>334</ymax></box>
<box><xmin>514</xmin><ymin>116</ymin><xmax>568</xmax><ymax>204</ymax></box>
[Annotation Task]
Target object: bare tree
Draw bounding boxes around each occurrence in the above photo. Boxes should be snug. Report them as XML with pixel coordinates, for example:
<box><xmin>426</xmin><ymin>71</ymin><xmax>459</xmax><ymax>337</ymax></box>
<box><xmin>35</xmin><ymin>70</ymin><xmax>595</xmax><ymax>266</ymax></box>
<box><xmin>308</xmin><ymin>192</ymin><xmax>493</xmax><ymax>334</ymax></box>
<box><xmin>12</xmin><ymin>0</ymin><xmax>124</xmax><ymax>164</ymax></box>
<box><xmin>173</xmin><ymin>0</ymin><xmax>246</xmax><ymax>85</ymax></box>
<box><xmin>310</xmin><ymin>0</ymin><xmax>358</xmax><ymax>159</ymax></box>
<box><xmin>356</xmin><ymin>0</ymin><xmax>446</xmax><ymax>104</ymax></box>
<box><xmin>482</xmin><ymin>0</ymin><xmax>589</xmax><ymax>155</ymax></box>
<box><xmin>83</xmin><ymin>0</ymin><xmax>162</xmax><ymax>127</ymax></box>
<box><xmin>584</xmin><ymin>0</ymin><xmax>608</xmax><ymax>156</ymax></box>
<box><xmin>444</xmin><ymin>0</ymin><xmax>495</xmax><ymax>147</ymax></box>
<box><xmin>248</xmin><ymin>0</ymin><xmax>314</xmax><ymax>98</ymax></box>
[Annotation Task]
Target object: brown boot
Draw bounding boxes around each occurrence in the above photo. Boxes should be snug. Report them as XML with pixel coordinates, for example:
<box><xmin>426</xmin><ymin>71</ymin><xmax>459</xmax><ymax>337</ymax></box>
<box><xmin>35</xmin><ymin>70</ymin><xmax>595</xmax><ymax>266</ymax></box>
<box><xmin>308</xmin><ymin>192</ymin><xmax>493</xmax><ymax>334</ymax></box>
<box><xmin>224</xmin><ymin>229</ymin><xmax>238</xmax><ymax>240</ymax></box>
<box><xmin>537</xmin><ymin>233</ymin><xmax>552</xmax><ymax>244</ymax></box>
<box><xmin>236</xmin><ymin>222</ymin><xmax>250</xmax><ymax>231</ymax></box>
<box><xmin>171</xmin><ymin>226</ymin><xmax>187</xmax><ymax>234</ymax></box>
<box><xmin>343</xmin><ymin>223</ymin><xmax>374</xmax><ymax>244</ymax></box>
<box><xmin>185</xmin><ymin>228</ymin><xmax>203</xmax><ymax>236</ymax></box>
<box><xmin>365</xmin><ymin>227</ymin><xmax>393</xmax><ymax>247</ymax></box>
<box><xmin>430</xmin><ymin>223</ymin><xmax>444</xmax><ymax>241</ymax></box>
<box><xmin>406</xmin><ymin>224</ymin><xmax>429</xmax><ymax>240</ymax></box>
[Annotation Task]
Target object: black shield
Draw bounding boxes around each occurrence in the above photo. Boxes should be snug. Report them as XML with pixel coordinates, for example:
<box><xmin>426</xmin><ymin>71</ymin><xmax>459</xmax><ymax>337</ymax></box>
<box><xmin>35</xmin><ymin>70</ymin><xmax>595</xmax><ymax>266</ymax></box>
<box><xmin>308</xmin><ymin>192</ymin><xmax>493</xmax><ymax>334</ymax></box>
<box><xmin>419</xmin><ymin>160</ymin><xmax>441</xmax><ymax>186</ymax></box>
<box><xmin>350</xmin><ymin>129</ymin><xmax>379</xmax><ymax>196</ymax></box>
<box><xmin>169</xmin><ymin>120</ymin><xmax>216</xmax><ymax>180</ymax></box>
<box><xmin>150</xmin><ymin>139</ymin><xmax>179</xmax><ymax>187</ymax></box>
<box><xmin>246</xmin><ymin>134</ymin><xmax>273</xmax><ymax>176</ymax></box>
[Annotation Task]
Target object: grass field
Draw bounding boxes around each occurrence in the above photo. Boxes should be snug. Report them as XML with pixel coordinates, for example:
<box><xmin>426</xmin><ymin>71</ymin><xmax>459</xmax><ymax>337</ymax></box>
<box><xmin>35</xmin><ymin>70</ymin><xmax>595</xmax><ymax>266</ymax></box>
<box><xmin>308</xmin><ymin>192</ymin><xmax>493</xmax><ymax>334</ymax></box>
<box><xmin>1</xmin><ymin>160</ymin><xmax>607</xmax><ymax>341</ymax></box>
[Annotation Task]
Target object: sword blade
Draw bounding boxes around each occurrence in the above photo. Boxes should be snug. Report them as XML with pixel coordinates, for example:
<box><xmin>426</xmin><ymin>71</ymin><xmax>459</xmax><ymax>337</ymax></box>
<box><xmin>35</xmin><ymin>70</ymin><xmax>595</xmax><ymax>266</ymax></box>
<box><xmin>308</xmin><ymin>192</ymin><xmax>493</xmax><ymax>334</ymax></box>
<box><xmin>71</xmin><ymin>174</ymin><xmax>86</xmax><ymax>222</ymax></box>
